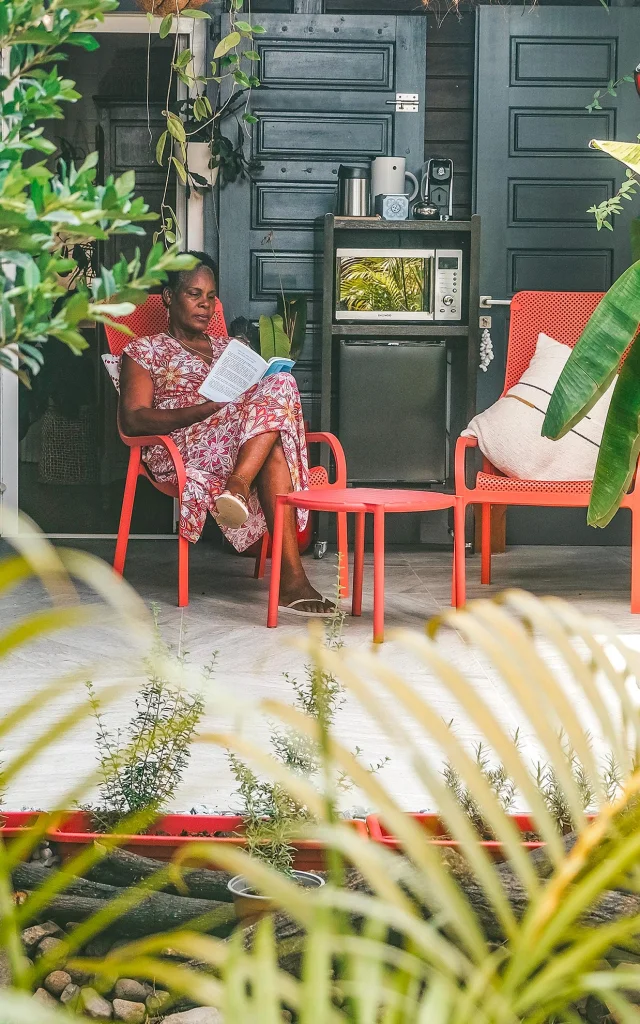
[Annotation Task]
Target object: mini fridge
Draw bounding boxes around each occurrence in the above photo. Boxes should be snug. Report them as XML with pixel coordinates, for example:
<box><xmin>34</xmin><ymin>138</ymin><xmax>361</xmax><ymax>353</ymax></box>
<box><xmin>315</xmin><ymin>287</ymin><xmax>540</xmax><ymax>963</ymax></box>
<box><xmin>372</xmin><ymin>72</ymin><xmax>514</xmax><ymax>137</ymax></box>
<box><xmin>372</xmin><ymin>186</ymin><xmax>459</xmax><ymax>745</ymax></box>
<box><xmin>338</xmin><ymin>340</ymin><xmax>448</xmax><ymax>485</ymax></box>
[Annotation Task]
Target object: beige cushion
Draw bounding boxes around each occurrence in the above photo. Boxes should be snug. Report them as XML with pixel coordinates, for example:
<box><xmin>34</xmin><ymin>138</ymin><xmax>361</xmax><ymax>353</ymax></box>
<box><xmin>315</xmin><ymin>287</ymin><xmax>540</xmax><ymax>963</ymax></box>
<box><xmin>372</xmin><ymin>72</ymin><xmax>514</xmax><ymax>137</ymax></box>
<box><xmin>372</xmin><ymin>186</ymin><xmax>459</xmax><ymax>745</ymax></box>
<box><xmin>463</xmin><ymin>332</ymin><xmax>615</xmax><ymax>481</ymax></box>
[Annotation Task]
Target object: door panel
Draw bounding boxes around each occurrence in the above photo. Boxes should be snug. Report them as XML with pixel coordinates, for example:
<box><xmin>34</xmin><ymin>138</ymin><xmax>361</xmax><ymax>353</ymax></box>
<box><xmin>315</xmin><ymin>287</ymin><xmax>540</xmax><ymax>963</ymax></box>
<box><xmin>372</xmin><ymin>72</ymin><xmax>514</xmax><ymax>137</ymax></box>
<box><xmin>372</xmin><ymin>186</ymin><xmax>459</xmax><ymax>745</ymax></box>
<box><xmin>474</xmin><ymin>6</ymin><xmax>640</xmax><ymax>544</ymax></box>
<box><xmin>216</xmin><ymin>13</ymin><xmax>427</xmax><ymax>427</ymax></box>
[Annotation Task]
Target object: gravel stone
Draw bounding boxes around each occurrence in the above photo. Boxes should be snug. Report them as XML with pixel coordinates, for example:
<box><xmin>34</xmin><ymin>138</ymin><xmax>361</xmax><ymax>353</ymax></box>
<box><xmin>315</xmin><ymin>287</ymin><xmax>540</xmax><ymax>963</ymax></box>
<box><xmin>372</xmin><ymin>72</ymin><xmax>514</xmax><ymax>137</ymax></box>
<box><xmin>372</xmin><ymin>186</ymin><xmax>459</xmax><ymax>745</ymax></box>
<box><xmin>44</xmin><ymin>970</ymin><xmax>72</xmax><ymax>996</ymax></box>
<box><xmin>162</xmin><ymin>1009</ymin><xmax>224</xmax><ymax>1024</ymax></box>
<box><xmin>81</xmin><ymin>986</ymin><xmax>113</xmax><ymax>1019</ymax></box>
<box><xmin>66</xmin><ymin>964</ymin><xmax>91</xmax><ymax>985</ymax></box>
<box><xmin>112</xmin><ymin>998</ymin><xmax>146</xmax><ymax>1023</ymax></box>
<box><xmin>60</xmin><ymin>983</ymin><xmax>81</xmax><ymax>1007</ymax></box>
<box><xmin>146</xmin><ymin>989</ymin><xmax>171</xmax><ymax>1014</ymax></box>
<box><xmin>33</xmin><ymin>987</ymin><xmax>59</xmax><ymax>1007</ymax></box>
<box><xmin>36</xmin><ymin>935</ymin><xmax>67</xmax><ymax>960</ymax></box>
<box><xmin>114</xmin><ymin>978</ymin><xmax>151</xmax><ymax>1002</ymax></box>
<box><xmin>21</xmin><ymin>922</ymin><xmax>62</xmax><ymax>951</ymax></box>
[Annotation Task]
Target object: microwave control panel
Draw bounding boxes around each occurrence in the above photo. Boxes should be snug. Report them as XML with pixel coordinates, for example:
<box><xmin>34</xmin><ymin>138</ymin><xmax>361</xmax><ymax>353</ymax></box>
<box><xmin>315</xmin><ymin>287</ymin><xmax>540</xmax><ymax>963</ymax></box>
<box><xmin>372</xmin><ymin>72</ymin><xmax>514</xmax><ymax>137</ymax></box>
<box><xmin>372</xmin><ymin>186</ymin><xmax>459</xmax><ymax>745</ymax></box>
<box><xmin>433</xmin><ymin>249</ymin><xmax>462</xmax><ymax>321</ymax></box>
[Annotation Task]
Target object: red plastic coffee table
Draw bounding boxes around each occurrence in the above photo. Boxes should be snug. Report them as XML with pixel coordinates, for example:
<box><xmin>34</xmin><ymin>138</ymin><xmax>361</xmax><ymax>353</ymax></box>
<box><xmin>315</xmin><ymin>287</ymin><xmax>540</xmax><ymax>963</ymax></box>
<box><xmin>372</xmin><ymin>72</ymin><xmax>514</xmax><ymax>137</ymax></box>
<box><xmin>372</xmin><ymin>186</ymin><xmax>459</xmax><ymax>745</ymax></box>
<box><xmin>267</xmin><ymin>487</ymin><xmax>464</xmax><ymax>643</ymax></box>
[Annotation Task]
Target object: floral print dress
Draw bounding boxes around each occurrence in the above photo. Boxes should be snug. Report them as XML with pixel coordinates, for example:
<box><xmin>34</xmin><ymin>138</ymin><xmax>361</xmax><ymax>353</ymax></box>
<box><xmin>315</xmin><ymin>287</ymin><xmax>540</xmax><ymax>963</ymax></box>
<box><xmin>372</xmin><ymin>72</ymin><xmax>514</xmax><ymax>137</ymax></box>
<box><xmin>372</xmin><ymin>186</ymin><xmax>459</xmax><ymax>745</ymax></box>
<box><xmin>124</xmin><ymin>333</ymin><xmax>309</xmax><ymax>551</ymax></box>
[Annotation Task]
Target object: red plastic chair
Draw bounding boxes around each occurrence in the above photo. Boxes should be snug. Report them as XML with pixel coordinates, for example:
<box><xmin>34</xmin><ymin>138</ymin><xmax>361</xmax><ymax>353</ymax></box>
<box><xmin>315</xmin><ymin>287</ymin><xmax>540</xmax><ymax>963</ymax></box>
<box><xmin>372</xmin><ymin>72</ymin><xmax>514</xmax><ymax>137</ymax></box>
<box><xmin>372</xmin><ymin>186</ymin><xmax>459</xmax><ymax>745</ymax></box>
<box><xmin>104</xmin><ymin>295</ymin><xmax>348</xmax><ymax>606</ymax></box>
<box><xmin>455</xmin><ymin>290</ymin><xmax>640</xmax><ymax>611</ymax></box>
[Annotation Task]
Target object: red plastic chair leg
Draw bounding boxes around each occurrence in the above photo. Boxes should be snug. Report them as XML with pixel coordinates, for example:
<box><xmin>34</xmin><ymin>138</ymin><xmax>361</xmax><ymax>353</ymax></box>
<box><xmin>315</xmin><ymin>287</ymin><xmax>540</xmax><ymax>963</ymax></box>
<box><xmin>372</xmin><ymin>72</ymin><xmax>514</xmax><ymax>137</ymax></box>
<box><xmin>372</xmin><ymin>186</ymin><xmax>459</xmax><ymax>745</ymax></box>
<box><xmin>178</xmin><ymin>534</ymin><xmax>189</xmax><ymax>608</ymax></box>
<box><xmin>453</xmin><ymin>499</ymin><xmax>467</xmax><ymax>608</ymax></box>
<box><xmin>114</xmin><ymin>448</ymin><xmax>141</xmax><ymax>576</ymax></box>
<box><xmin>267</xmin><ymin>496</ymin><xmax>286</xmax><ymax>628</ymax></box>
<box><xmin>632</xmin><ymin>510</ymin><xmax>640</xmax><ymax>614</ymax></box>
<box><xmin>481</xmin><ymin>503</ymin><xmax>492</xmax><ymax>585</ymax></box>
<box><xmin>254</xmin><ymin>534</ymin><xmax>269</xmax><ymax>580</ymax></box>
<box><xmin>372</xmin><ymin>505</ymin><xmax>385</xmax><ymax>644</ymax></box>
<box><xmin>337</xmin><ymin>510</ymin><xmax>349</xmax><ymax>599</ymax></box>
<box><xmin>352</xmin><ymin>511</ymin><xmax>365</xmax><ymax>617</ymax></box>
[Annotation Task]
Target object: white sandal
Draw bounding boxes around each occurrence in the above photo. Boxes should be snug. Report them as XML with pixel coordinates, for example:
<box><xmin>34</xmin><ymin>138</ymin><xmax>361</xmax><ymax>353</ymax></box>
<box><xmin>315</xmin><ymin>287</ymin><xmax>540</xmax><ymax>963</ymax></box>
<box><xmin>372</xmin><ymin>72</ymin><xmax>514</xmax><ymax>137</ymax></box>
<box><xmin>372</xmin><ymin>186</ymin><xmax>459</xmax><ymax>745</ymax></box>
<box><xmin>280</xmin><ymin>598</ymin><xmax>335</xmax><ymax>618</ymax></box>
<box><xmin>214</xmin><ymin>473</ymin><xmax>250</xmax><ymax>529</ymax></box>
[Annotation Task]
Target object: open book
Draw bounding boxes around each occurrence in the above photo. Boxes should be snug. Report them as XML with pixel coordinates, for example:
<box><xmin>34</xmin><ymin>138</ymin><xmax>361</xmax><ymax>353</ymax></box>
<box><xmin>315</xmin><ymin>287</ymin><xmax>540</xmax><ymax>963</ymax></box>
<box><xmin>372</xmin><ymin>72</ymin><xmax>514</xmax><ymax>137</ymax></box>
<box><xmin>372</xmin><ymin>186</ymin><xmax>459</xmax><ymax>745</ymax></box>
<box><xmin>198</xmin><ymin>338</ymin><xmax>295</xmax><ymax>403</ymax></box>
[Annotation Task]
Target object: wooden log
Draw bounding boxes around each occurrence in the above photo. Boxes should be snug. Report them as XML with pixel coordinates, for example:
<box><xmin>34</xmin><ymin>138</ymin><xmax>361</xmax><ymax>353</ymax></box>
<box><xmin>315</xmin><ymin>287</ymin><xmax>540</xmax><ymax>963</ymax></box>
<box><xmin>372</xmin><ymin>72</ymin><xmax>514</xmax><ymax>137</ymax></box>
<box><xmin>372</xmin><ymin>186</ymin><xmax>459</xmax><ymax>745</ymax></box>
<box><xmin>85</xmin><ymin>845</ymin><xmax>233</xmax><ymax>903</ymax></box>
<box><xmin>13</xmin><ymin>862</ymin><xmax>119</xmax><ymax>900</ymax></box>
<box><xmin>25</xmin><ymin>889</ymin><xmax>236</xmax><ymax>939</ymax></box>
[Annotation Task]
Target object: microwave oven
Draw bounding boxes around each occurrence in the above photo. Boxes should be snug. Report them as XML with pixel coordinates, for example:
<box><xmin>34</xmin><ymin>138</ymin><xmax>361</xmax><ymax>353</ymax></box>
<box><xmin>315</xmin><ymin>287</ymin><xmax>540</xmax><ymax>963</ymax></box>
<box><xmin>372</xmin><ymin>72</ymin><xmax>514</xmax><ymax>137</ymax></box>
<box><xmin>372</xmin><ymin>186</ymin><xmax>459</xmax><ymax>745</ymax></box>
<box><xmin>335</xmin><ymin>247</ymin><xmax>462</xmax><ymax>322</ymax></box>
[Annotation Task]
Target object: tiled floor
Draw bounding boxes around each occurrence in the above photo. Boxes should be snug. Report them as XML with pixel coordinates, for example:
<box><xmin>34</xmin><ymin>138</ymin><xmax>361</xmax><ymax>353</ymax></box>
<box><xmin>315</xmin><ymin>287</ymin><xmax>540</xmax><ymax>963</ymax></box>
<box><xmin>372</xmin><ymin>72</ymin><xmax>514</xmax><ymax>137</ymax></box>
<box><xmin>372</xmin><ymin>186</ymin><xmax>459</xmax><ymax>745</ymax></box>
<box><xmin>1</xmin><ymin>538</ymin><xmax>637</xmax><ymax>814</ymax></box>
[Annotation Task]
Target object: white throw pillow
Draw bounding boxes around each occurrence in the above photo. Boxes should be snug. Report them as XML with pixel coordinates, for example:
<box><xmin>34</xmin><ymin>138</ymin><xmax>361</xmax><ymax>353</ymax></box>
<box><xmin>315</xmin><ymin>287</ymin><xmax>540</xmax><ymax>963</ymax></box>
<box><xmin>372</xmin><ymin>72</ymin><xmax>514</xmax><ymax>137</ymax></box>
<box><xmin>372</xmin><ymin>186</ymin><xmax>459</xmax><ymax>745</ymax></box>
<box><xmin>463</xmin><ymin>332</ymin><xmax>615</xmax><ymax>481</ymax></box>
<box><xmin>102</xmin><ymin>352</ymin><xmax>121</xmax><ymax>393</ymax></box>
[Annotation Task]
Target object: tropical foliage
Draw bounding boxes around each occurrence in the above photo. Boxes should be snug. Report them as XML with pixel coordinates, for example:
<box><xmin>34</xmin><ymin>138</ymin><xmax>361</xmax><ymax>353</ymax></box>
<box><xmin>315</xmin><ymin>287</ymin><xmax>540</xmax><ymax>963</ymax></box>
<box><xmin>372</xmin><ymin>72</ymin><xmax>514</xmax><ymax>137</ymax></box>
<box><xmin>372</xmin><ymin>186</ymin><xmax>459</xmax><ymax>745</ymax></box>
<box><xmin>186</xmin><ymin>590</ymin><xmax>640</xmax><ymax>1022</ymax></box>
<box><xmin>543</xmin><ymin>141</ymin><xmax>640</xmax><ymax>527</ymax></box>
<box><xmin>6</xmin><ymin>521</ymin><xmax>640</xmax><ymax>1021</ymax></box>
<box><xmin>337</xmin><ymin>255</ymin><xmax>426</xmax><ymax>314</ymax></box>
<box><xmin>0</xmin><ymin>0</ymin><xmax>195</xmax><ymax>379</ymax></box>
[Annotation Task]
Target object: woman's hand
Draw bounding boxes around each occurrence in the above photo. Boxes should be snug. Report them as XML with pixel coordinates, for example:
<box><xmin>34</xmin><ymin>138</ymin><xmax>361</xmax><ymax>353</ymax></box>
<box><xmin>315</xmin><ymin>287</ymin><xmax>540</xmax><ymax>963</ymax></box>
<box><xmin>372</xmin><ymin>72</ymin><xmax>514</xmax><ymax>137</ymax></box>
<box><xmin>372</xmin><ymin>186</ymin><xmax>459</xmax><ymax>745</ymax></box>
<box><xmin>195</xmin><ymin>400</ymin><xmax>226</xmax><ymax>421</ymax></box>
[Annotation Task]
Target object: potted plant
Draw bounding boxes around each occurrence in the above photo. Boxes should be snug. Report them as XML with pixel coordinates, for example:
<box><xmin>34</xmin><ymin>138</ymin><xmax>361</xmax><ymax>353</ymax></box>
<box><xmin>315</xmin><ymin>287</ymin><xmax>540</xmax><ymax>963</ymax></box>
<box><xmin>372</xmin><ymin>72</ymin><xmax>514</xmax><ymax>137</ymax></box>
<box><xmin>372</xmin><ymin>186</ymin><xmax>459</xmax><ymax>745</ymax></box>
<box><xmin>218</xmin><ymin>608</ymin><xmax>373</xmax><ymax>925</ymax></box>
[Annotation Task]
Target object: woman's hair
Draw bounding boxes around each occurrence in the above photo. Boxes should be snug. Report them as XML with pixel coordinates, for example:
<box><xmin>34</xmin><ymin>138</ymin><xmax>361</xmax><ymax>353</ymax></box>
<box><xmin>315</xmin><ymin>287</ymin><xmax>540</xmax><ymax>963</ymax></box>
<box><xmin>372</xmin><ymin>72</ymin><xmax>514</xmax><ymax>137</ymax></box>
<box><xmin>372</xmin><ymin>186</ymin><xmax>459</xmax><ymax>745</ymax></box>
<box><xmin>164</xmin><ymin>250</ymin><xmax>218</xmax><ymax>292</ymax></box>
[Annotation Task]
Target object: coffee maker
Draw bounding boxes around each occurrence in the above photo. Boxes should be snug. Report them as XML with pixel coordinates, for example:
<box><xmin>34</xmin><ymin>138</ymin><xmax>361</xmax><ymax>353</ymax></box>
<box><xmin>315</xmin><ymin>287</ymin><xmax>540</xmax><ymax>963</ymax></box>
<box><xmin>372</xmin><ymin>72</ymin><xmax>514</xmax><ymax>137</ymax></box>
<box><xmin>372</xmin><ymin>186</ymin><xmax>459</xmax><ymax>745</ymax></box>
<box><xmin>413</xmin><ymin>157</ymin><xmax>454</xmax><ymax>220</ymax></box>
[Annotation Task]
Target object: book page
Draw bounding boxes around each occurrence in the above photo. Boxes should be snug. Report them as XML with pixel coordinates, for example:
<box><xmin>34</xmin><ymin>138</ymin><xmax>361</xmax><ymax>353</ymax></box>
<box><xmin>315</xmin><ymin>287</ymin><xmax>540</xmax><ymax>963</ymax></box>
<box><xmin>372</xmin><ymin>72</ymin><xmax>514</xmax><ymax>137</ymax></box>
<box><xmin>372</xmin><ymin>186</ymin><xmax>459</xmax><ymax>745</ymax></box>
<box><xmin>198</xmin><ymin>339</ymin><xmax>267</xmax><ymax>403</ymax></box>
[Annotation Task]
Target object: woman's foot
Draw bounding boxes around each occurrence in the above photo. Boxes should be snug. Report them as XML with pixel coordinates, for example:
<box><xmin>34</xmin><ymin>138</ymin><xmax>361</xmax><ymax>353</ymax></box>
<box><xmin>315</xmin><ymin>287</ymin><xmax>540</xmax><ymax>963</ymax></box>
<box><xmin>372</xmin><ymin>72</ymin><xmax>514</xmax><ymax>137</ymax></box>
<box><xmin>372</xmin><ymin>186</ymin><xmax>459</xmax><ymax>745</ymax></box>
<box><xmin>215</xmin><ymin>473</ymin><xmax>250</xmax><ymax>529</ymax></box>
<box><xmin>280</xmin><ymin>574</ymin><xmax>335</xmax><ymax>615</ymax></box>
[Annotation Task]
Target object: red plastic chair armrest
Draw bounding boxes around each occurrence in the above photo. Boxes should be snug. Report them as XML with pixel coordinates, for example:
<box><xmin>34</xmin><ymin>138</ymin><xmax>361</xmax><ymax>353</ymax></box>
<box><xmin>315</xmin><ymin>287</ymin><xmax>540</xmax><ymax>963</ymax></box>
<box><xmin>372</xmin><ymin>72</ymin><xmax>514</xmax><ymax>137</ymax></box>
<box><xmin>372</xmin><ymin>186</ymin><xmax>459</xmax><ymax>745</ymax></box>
<box><xmin>305</xmin><ymin>431</ymin><xmax>347</xmax><ymax>488</ymax></box>
<box><xmin>118</xmin><ymin>428</ymin><xmax>187</xmax><ymax>494</ymax></box>
<box><xmin>455</xmin><ymin>435</ymin><xmax>479</xmax><ymax>494</ymax></box>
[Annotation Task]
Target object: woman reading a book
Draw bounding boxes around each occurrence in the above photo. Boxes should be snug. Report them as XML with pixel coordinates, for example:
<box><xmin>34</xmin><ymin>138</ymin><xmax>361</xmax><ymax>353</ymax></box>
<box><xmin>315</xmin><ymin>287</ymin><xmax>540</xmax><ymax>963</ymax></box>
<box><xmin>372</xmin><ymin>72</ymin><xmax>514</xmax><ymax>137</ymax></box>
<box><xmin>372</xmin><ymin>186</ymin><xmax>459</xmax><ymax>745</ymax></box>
<box><xmin>119</xmin><ymin>251</ymin><xmax>333</xmax><ymax>615</ymax></box>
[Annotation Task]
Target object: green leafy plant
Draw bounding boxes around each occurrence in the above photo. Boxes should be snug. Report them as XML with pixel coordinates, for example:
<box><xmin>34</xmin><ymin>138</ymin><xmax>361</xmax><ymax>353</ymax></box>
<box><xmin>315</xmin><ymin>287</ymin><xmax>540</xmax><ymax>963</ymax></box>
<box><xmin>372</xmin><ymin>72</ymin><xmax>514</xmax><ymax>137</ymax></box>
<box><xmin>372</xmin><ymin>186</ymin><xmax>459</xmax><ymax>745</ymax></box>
<box><xmin>256</xmin><ymin>232</ymin><xmax>308</xmax><ymax>362</ymax></box>
<box><xmin>207</xmin><ymin>115</ymin><xmax>264</xmax><ymax>189</ymax></box>
<box><xmin>442</xmin><ymin>734</ymin><xmax>519</xmax><ymax>839</ymax></box>
<box><xmin>0</xmin><ymin>0</ymin><xmax>195</xmax><ymax>379</ymax></box>
<box><xmin>227</xmin><ymin>606</ymin><xmax>346</xmax><ymax>875</ymax></box>
<box><xmin>543</xmin><ymin>141</ymin><xmax>640</xmax><ymax>527</ymax></box>
<box><xmin>87</xmin><ymin>609</ymin><xmax>208</xmax><ymax>830</ymax></box>
<box><xmin>258</xmin><ymin>312</ymin><xmax>292</xmax><ymax>361</ymax></box>
<box><xmin>153</xmin><ymin>2</ymin><xmax>263</xmax><ymax>236</ymax></box>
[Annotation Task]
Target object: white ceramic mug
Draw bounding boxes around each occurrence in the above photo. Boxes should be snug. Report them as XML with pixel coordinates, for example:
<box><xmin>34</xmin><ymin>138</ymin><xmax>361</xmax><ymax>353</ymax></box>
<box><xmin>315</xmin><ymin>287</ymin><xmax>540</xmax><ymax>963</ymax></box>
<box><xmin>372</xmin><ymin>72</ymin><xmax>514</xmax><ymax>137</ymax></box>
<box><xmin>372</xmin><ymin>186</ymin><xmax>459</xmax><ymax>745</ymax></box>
<box><xmin>371</xmin><ymin>157</ymin><xmax>419</xmax><ymax>201</ymax></box>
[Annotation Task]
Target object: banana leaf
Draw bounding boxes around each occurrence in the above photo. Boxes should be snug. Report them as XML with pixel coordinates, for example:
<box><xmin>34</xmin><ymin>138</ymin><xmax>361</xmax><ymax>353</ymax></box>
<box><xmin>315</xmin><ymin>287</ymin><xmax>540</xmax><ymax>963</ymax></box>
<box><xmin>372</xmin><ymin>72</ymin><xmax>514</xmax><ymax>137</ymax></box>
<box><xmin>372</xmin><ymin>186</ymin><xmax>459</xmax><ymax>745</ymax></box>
<box><xmin>542</xmin><ymin>261</ymin><xmax>640</xmax><ymax>525</ymax></box>
<box><xmin>588</xmin><ymin>335</ymin><xmax>640</xmax><ymax>526</ymax></box>
<box><xmin>631</xmin><ymin>218</ymin><xmax>640</xmax><ymax>263</ymax></box>
<box><xmin>589</xmin><ymin>139</ymin><xmax>640</xmax><ymax>175</ymax></box>
<box><xmin>259</xmin><ymin>314</ymin><xmax>291</xmax><ymax>361</ymax></box>
<box><xmin>542</xmin><ymin>259</ymin><xmax>640</xmax><ymax>440</ymax></box>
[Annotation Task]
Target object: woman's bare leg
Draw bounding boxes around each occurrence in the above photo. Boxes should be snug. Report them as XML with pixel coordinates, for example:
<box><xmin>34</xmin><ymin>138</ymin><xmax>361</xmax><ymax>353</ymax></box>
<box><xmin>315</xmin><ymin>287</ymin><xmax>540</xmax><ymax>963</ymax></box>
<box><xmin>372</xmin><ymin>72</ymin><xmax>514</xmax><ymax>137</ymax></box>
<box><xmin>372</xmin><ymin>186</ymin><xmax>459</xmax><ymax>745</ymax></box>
<box><xmin>228</xmin><ymin>430</ymin><xmax>280</xmax><ymax>491</ymax></box>
<box><xmin>255</xmin><ymin>439</ymin><xmax>333</xmax><ymax>612</ymax></box>
<box><xmin>223</xmin><ymin>433</ymin><xmax>333</xmax><ymax>612</ymax></box>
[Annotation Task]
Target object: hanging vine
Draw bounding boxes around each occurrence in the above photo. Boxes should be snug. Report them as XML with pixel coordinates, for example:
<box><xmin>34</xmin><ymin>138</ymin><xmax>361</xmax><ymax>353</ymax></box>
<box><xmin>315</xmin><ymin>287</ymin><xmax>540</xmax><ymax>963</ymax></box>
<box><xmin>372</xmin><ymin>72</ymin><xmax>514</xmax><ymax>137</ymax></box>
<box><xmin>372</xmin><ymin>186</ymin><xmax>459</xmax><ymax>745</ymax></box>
<box><xmin>151</xmin><ymin>1</ymin><xmax>263</xmax><ymax>244</ymax></box>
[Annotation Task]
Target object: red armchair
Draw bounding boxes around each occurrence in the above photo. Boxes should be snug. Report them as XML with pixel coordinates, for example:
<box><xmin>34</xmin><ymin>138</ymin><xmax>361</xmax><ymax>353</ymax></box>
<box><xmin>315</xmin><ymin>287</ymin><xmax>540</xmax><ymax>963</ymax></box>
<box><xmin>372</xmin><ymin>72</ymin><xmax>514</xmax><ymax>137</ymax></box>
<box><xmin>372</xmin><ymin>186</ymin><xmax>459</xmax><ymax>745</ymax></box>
<box><xmin>455</xmin><ymin>290</ymin><xmax>640</xmax><ymax>611</ymax></box>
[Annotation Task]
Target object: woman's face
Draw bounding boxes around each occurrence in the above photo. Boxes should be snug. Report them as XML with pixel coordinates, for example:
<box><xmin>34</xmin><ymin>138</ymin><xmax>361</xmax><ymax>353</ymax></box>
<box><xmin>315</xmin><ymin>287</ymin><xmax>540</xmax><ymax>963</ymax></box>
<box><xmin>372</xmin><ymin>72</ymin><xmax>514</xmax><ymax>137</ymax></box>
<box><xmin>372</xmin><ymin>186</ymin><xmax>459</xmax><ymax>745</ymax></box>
<box><xmin>165</xmin><ymin>266</ymin><xmax>217</xmax><ymax>334</ymax></box>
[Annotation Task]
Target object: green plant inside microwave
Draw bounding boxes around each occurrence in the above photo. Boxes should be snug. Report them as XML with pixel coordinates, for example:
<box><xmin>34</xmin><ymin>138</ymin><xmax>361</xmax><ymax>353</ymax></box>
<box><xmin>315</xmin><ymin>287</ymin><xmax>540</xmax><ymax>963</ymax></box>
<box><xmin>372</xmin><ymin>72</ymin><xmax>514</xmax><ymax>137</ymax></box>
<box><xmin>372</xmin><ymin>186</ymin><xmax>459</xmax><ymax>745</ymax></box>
<box><xmin>338</xmin><ymin>255</ymin><xmax>429</xmax><ymax>312</ymax></box>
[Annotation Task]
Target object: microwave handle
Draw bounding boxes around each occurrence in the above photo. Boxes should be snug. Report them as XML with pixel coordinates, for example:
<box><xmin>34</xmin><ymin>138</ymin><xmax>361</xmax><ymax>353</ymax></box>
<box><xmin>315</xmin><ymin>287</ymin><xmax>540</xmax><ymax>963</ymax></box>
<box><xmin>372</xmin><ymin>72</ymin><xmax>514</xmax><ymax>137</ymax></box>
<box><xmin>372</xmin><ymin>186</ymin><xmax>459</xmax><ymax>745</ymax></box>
<box><xmin>429</xmin><ymin>254</ymin><xmax>436</xmax><ymax>313</ymax></box>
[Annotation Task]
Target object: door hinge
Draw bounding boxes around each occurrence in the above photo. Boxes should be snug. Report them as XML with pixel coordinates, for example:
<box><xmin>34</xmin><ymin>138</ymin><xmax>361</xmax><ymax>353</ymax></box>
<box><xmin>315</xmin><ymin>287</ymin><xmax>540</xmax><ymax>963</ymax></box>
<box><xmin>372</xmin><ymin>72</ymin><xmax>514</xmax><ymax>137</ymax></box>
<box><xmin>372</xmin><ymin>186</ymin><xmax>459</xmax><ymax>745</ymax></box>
<box><xmin>386</xmin><ymin>92</ymin><xmax>419</xmax><ymax>113</ymax></box>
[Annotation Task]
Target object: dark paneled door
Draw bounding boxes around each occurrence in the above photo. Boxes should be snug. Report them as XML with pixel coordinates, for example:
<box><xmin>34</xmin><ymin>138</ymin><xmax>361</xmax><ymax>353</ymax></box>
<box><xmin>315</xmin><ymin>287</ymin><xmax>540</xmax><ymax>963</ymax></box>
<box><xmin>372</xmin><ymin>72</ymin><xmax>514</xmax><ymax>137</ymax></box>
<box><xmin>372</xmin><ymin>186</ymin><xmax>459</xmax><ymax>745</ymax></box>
<box><xmin>216</xmin><ymin>13</ymin><xmax>426</xmax><ymax>427</ymax></box>
<box><xmin>475</xmin><ymin>6</ymin><xmax>639</xmax><ymax>411</ymax></box>
<box><xmin>474</xmin><ymin>6</ymin><xmax>640</xmax><ymax>545</ymax></box>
